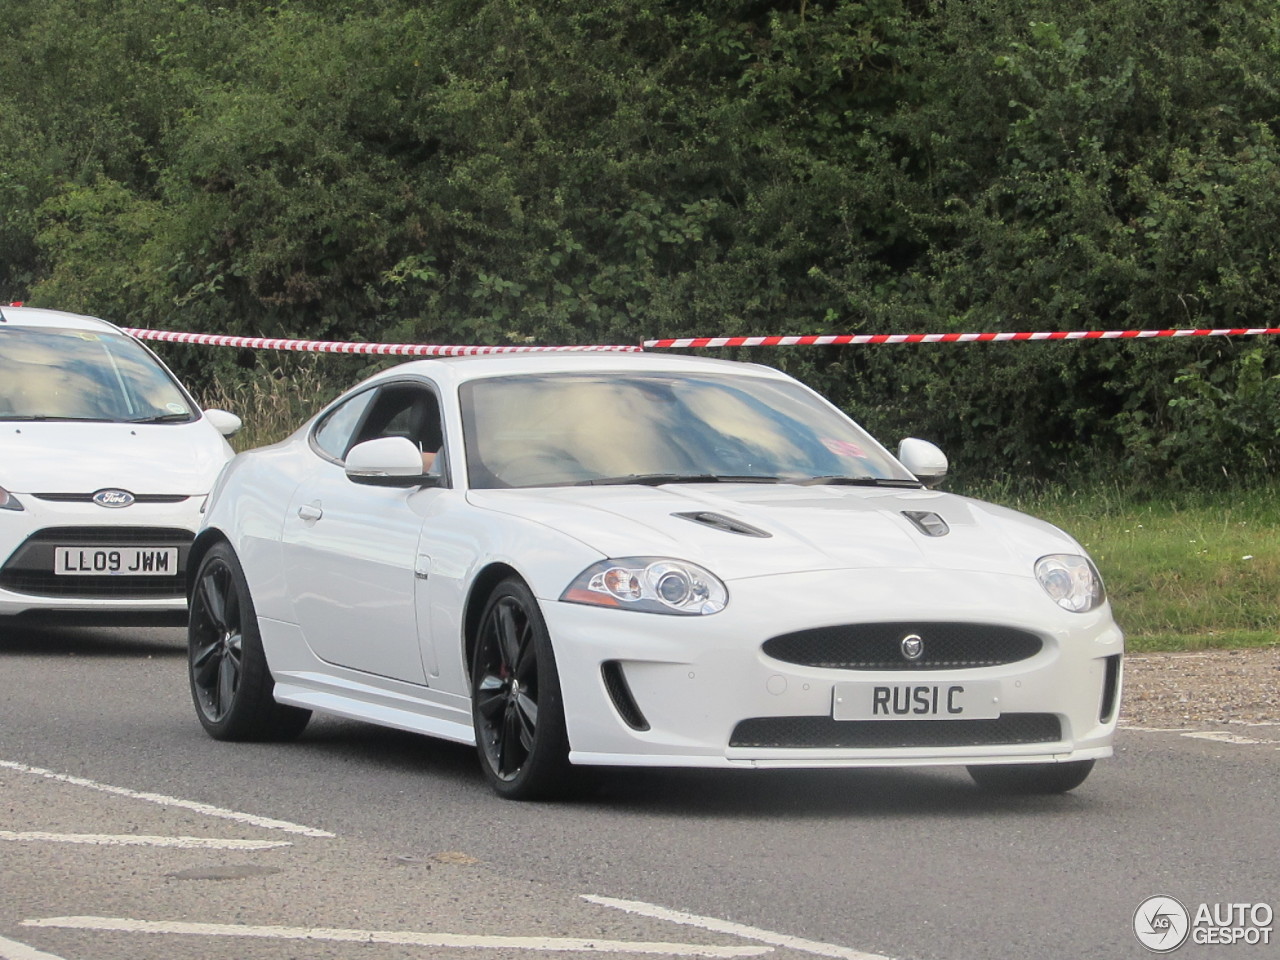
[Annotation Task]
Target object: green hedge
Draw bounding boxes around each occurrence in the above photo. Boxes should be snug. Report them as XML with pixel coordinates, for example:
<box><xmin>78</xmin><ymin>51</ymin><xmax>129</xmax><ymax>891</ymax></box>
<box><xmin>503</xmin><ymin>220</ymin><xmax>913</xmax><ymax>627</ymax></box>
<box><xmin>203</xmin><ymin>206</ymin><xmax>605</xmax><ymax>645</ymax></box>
<box><xmin>4</xmin><ymin>0</ymin><xmax>1280</xmax><ymax>485</ymax></box>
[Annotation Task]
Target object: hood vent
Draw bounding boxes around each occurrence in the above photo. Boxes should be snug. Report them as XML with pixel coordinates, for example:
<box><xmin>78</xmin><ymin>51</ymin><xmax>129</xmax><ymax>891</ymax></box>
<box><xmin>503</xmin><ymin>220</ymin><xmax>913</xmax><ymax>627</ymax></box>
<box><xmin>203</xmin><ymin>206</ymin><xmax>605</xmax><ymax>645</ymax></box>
<box><xmin>673</xmin><ymin>511</ymin><xmax>771</xmax><ymax>538</ymax></box>
<box><xmin>903</xmin><ymin>510</ymin><xmax>949</xmax><ymax>537</ymax></box>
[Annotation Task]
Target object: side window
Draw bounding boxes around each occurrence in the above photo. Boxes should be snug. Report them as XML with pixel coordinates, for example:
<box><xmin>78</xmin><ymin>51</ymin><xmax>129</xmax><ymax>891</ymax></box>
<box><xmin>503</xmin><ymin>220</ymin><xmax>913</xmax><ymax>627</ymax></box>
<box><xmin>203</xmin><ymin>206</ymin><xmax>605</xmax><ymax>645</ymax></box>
<box><xmin>313</xmin><ymin>388</ymin><xmax>377</xmax><ymax>461</ymax></box>
<box><xmin>353</xmin><ymin>383</ymin><xmax>444</xmax><ymax>456</ymax></box>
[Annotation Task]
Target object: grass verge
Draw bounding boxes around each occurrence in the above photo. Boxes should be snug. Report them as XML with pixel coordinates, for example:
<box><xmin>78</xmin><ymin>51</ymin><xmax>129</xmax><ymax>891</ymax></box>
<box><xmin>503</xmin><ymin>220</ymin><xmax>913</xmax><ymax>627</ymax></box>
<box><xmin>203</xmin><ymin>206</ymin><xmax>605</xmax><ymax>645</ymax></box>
<box><xmin>977</xmin><ymin>482</ymin><xmax>1280</xmax><ymax>653</ymax></box>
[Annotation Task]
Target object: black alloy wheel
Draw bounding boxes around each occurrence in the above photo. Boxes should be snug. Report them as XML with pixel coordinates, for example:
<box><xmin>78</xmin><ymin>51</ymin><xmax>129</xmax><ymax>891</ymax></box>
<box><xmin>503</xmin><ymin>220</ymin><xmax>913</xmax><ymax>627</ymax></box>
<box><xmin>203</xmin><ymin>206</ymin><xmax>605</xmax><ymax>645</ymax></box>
<box><xmin>471</xmin><ymin>577</ymin><xmax>571</xmax><ymax>799</ymax></box>
<box><xmin>188</xmin><ymin>542</ymin><xmax>310</xmax><ymax>741</ymax></box>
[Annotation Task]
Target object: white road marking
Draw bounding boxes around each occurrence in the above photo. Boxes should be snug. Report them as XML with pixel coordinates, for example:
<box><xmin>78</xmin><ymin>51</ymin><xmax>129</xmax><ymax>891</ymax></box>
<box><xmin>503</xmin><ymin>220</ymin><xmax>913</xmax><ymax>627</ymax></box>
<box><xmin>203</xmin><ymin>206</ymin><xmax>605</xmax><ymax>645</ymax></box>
<box><xmin>584</xmin><ymin>896</ymin><xmax>892</xmax><ymax>960</ymax></box>
<box><xmin>1181</xmin><ymin>731</ymin><xmax>1271</xmax><ymax>745</ymax></box>
<box><xmin>0</xmin><ymin>830</ymin><xmax>289</xmax><ymax>849</ymax></box>
<box><xmin>0</xmin><ymin>934</ymin><xmax>68</xmax><ymax>960</ymax></box>
<box><xmin>22</xmin><ymin>918</ymin><xmax>771</xmax><ymax>957</ymax></box>
<box><xmin>0</xmin><ymin>760</ymin><xmax>333</xmax><ymax>837</ymax></box>
<box><xmin>1119</xmin><ymin>725</ymin><xmax>1195</xmax><ymax>732</ymax></box>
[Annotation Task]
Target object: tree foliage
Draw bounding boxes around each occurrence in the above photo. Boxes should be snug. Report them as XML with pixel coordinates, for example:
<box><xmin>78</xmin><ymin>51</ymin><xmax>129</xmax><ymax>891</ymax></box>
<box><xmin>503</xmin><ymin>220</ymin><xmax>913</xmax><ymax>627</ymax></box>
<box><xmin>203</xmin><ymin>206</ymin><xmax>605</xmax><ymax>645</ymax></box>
<box><xmin>4</xmin><ymin>0</ymin><xmax>1280</xmax><ymax>486</ymax></box>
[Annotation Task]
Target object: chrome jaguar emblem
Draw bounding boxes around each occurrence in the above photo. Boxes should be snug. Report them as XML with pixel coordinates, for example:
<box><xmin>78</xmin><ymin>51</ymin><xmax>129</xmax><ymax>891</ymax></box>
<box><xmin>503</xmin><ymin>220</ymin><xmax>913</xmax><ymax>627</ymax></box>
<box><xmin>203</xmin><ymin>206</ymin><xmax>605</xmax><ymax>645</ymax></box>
<box><xmin>92</xmin><ymin>489</ymin><xmax>136</xmax><ymax>508</ymax></box>
<box><xmin>900</xmin><ymin>634</ymin><xmax>924</xmax><ymax>661</ymax></box>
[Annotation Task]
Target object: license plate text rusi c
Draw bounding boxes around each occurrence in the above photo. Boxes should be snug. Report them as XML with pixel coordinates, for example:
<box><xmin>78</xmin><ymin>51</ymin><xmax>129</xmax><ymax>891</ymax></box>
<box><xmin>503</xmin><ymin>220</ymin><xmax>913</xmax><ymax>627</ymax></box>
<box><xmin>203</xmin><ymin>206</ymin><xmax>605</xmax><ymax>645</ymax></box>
<box><xmin>875</xmin><ymin>684</ymin><xmax>966</xmax><ymax>716</ymax></box>
<box><xmin>833</xmin><ymin>679</ymin><xmax>1002</xmax><ymax>721</ymax></box>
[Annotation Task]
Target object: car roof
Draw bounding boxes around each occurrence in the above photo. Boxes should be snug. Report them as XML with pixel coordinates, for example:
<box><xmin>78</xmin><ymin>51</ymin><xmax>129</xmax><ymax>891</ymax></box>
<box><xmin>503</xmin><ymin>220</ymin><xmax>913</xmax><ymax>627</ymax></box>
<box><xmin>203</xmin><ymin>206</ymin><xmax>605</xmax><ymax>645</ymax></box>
<box><xmin>0</xmin><ymin>305</ymin><xmax>125</xmax><ymax>334</ymax></box>
<box><xmin>364</xmin><ymin>351</ymin><xmax>789</xmax><ymax>387</ymax></box>
<box><xmin>0</xmin><ymin>310</ymin><xmax>784</xmax><ymax>384</ymax></box>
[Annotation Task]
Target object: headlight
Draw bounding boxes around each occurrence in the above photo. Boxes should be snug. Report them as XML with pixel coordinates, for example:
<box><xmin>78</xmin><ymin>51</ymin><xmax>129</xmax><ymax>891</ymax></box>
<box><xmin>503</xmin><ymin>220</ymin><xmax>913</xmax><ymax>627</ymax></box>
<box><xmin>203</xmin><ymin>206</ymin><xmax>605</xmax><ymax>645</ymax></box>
<box><xmin>1035</xmin><ymin>554</ymin><xmax>1104</xmax><ymax>612</ymax></box>
<box><xmin>561</xmin><ymin>557</ymin><xmax>727</xmax><ymax>615</ymax></box>
<box><xmin>0</xmin><ymin>485</ymin><xmax>23</xmax><ymax>512</ymax></box>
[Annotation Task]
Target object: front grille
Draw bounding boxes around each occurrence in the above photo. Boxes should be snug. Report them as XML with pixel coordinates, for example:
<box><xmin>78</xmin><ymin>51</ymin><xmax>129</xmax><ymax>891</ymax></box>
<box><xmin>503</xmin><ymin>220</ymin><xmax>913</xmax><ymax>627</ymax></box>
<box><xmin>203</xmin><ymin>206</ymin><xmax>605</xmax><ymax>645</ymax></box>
<box><xmin>763</xmin><ymin>622</ymin><xmax>1043</xmax><ymax>671</ymax></box>
<box><xmin>0</xmin><ymin>526</ymin><xmax>193</xmax><ymax>599</ymax></box>
<box><xmin>730</xmin><ymin>713</ymin><xmax>1061</xmax><ymax>749</ymax></box>
<box><xmin>32</xmin><ymin>493</ymin><xmax>190</xmax><ymax>504</ymax></box>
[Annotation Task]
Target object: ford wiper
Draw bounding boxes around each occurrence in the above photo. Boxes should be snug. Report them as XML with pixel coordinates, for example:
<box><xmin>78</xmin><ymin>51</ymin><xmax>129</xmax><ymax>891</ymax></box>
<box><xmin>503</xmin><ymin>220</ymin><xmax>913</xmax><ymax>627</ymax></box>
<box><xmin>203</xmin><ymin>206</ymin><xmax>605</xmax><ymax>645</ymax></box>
<box><xmin>578</xmin><ymin>473</ymin><xmax>784</xmax><ymax>486</ymax></box>
<box><xmin>127</xmin><ymin>412</ymin><xmax>194</xmax><ymax>423</ymax></box>
<box><xmin>795</xmin><ymin>476</ymin><xmax>923</xmax><ymax>487</ymax></box>
<box><xmin>0</xmin><ymin>414</ymin><xmax>115</xmax><ymax>422</ymax></box>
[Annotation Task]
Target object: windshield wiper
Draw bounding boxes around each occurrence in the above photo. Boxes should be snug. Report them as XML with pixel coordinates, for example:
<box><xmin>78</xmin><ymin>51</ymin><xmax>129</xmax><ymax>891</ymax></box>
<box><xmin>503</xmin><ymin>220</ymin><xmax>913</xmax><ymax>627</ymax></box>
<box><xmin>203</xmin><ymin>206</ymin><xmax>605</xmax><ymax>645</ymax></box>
<box><xmin>0</xmin><ymin>415</ymin><xmax>115</xmax><ymax>422</ymax></box>
<box><xmin>795</xmin><ymin>476</ymin><xmax>923</xmax><ymax>488</ymax></box>
<box><xmin>127</xmin><ymin>413</ymin><xmax>194</xmax><ymax>423</ymax></box>
<box><xmin>578</xmin><ymin>473</ymin><xmax>784</xmax><ymax>486</ymax></box>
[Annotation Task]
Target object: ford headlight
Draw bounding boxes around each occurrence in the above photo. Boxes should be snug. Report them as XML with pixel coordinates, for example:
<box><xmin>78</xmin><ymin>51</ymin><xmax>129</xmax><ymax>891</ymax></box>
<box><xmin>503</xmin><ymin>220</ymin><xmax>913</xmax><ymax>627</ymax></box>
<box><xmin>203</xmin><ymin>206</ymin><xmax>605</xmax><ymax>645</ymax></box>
<box><xmin>0</xmin><ymin>485</ymin><xmax>24</xmax><ymax>511</ymax></box>
<box><xmin>561</xmin><ymin>557</ymin><xmax>727</xmax><ymax>615</ymax></box>
<box><xmin>1036</xmin><ymin>554</ymin><xmax>1105</xmax><ymax>612</ymax></box>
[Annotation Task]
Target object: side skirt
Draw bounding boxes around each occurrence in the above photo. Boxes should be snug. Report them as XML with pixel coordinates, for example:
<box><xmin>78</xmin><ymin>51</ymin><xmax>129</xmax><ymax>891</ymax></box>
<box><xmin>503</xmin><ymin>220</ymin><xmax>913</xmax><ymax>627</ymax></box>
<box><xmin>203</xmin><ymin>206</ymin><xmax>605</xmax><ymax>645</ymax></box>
<box><xmin>273</xmin><ymin>673</ymin><xmax>476</xmax><ymax>746</ymax></box>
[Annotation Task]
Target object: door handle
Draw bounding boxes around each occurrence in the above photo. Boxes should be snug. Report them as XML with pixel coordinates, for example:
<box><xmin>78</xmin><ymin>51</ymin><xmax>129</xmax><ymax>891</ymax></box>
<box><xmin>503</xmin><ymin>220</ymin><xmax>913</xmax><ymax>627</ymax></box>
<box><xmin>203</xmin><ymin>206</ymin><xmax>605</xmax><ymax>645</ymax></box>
<box><xmin>297</xmin><ymin>502</ymin><xmax>323</xmax><ymax>521</ymax></box>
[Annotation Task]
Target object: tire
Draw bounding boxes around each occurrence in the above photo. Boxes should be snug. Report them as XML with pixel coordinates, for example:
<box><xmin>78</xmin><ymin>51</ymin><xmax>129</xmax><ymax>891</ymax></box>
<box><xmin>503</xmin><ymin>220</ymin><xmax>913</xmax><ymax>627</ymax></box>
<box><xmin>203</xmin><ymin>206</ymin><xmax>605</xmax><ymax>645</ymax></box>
<box><xmin>188</xmin><ymin>541</ymin><xmax>310</xmax><ymax>742</ymax></box>
<box><xmin>967</xmin><ymin>759</ymin><xmax>1095</xmax><ymax>794</ymax></box>
<box><xmin>470</xmin><ymin>577</ymin><xmax>572</xmax><ymax>800</ymax></box>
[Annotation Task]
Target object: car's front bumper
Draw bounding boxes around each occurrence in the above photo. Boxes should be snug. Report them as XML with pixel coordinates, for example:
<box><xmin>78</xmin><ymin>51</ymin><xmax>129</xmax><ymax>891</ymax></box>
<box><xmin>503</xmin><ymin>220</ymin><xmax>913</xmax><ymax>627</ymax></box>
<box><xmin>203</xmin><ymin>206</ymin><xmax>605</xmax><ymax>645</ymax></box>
<box><xmin>0</xmin><ymin>496</ymin><xmax>203</xmax><ymax>619</ymax></box>
<box><xmin>542</xmin><ymin>567</ymin><xmax>1123</xmax><ymax>769</ymax></box>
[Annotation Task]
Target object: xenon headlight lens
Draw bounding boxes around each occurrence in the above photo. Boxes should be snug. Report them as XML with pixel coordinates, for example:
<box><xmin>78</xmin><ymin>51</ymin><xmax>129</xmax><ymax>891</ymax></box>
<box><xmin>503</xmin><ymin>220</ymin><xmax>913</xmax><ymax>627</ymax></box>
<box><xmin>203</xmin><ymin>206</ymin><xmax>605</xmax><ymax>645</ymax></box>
<box><xmin>1035</xmin><ymin>554</ymin><xmax>1105</xmax><ymax>613</ymax></box>
<box><xmin>561</xmin><ymin>557</ymin><xmax>727</xmax><ymax>615</ymax></box>
<box><xmin>0</xmin><ymin>485</ymin><xmax>24</xmax><ymax>512</ymax></box>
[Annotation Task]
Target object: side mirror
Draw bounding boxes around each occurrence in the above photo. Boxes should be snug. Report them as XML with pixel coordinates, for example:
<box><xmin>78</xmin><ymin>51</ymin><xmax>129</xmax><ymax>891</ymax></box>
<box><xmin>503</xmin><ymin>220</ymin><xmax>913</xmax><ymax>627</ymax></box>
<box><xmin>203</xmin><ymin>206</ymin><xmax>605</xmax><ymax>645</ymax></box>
<box><xmin>204</xmin><ymin>408</ymin><xmax>243</xmax><ymax>438</ymax></box>
<box><xmin>898</xmin><ymin>438</ymin><xmax>948</xmax><ymax>487</ymax></box>
<box><xmin>345</xmin><ymin>437</ymin><xmax>434</xmax><ymax>487</ymax></box>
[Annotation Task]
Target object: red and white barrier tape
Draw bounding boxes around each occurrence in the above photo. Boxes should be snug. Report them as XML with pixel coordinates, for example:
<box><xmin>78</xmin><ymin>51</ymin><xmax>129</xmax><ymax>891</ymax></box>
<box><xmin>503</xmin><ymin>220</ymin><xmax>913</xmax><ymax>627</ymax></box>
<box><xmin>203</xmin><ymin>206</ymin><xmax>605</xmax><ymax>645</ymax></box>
<box><xmin>12</xmin><ymin>304</ymin><xmax>1277</xmax><ymax>351</ymax></box>
<box><xmin>644</xmin><ymin>328</ymin><xmax>1280</xmax><ymax>348</ymax></box>
<box><xmin>123</xmin><ymin>328</ymin><xmax>642</xmax><ymax>355</ymax></box>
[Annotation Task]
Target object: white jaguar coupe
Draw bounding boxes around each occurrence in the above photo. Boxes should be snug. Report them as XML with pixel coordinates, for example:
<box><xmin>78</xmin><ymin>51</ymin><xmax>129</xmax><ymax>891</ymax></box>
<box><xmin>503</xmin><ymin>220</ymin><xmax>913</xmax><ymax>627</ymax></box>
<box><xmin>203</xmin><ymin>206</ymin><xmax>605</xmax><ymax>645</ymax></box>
<box><xmin>188</xmin><ymin>352</ymin><xmax>1123</xmax><ymax>799</ymax></box>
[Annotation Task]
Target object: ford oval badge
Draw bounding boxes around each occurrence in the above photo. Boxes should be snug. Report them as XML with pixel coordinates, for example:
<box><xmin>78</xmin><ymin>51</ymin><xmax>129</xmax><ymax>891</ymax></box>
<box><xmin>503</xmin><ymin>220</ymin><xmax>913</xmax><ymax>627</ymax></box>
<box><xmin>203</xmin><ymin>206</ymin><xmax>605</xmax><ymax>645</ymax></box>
<box><xmin>92</xmin><ymin>489</ymin><xmax>136</xmax><ymax>508</ymax></box>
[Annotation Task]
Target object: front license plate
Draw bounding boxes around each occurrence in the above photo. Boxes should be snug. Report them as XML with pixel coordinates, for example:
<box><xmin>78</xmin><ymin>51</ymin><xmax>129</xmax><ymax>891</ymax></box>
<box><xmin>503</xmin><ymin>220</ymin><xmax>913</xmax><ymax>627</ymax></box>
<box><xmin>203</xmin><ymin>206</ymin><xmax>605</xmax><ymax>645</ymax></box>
<box><xmin>54</xmin><ymin>547</ymin><xmax>179</xmax><ymax>577</ymax></box>
<box><xmin>833</xmin><ymin>680</ymin><xmax>1002</xmax><ymax>721</ymax></box>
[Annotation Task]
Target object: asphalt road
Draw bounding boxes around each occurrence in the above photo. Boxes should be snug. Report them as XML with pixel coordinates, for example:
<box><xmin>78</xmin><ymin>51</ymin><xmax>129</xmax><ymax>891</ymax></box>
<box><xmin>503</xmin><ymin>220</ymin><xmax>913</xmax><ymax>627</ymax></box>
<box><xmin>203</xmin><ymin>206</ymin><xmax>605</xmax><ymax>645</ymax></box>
<box><xmin>0</xmin><ymin>624</ymin><xmax>1276</xmax><ymax>960</ymax></box>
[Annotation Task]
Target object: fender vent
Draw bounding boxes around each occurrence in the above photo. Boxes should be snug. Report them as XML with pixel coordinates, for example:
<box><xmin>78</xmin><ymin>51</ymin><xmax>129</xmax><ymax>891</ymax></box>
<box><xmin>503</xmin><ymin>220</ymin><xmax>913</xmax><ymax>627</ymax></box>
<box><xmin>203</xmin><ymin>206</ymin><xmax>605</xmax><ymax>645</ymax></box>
<box><xmin>672</xmin><ymin>512</ymin><xmax>771</xmax><ymax>538</ymax></box>
<box><xmin>1100</xmin><ymin>655</ymin><xmax>1121</xmax><ymax>722</ymax></box>
<box><xmin>601</xmin><ymin>661</ymin><xmax>650</xmax><ymax>731</ymax></box>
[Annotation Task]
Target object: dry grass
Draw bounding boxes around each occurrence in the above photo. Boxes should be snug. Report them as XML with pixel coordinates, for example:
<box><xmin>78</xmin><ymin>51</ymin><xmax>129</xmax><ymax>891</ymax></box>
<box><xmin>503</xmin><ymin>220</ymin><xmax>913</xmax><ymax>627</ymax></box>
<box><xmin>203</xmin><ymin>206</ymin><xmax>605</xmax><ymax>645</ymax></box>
<box><xmin>199</xmin><ymin>360</ymin><xmax>337</xmax><ymax>451</ymax></box>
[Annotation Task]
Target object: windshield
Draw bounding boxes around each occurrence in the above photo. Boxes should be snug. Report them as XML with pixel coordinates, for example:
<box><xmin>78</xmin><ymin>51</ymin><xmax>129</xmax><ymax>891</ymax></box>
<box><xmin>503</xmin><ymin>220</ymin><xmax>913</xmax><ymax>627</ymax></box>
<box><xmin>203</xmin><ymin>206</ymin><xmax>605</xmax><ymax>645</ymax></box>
<box><xmin>0</xmin><ymin>327</ymin><xmax>196</xmax><ymax>423</ymax></box>
<box><xmin>460</xmin><ymin>371</ymin><xmax>917</xmax><ymax>489</ymax></box>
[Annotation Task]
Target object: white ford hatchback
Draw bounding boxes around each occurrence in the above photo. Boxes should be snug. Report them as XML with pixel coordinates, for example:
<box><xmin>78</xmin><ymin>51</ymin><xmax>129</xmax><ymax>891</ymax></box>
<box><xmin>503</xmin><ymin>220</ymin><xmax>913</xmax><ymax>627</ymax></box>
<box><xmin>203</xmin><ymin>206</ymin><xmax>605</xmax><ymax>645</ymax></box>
<box><xmin>0</xmin><ymin>306</ymin><xmax>239</xmax><ymax>626</ymax></box>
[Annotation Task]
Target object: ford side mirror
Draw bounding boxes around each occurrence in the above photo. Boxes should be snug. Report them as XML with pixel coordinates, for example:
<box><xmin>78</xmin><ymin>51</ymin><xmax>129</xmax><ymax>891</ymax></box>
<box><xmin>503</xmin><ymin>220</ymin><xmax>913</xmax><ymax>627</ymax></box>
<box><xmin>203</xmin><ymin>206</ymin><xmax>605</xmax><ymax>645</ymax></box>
<box><xmin>204</xmin><ymin>408</ymin><xmax>243</xmax><ymax>438</ymax></box>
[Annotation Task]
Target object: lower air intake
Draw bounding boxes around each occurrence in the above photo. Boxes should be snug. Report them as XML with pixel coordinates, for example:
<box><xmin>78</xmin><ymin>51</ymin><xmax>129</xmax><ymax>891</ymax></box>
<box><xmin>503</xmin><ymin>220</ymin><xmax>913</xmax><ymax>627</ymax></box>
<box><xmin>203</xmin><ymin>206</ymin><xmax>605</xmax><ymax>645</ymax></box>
<box><xmin>729</xmin><ymin>713</ymin><xmax>1062</xmax><ymax>749</ymax></box>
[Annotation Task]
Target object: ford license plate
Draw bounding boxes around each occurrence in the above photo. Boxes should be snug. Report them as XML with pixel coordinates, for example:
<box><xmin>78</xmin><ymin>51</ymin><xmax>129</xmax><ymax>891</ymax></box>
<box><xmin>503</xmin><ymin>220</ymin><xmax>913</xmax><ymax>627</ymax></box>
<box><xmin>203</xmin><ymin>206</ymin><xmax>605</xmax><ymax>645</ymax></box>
<box><xmin>54</xmin><ymin>547</ymin><xmax>179</xmax><ymax>576</ymax></box>
<box><xmin>833</xmin><ymin>680</ymin><xmax>1002</xmax><ymax>721</ymax></box>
